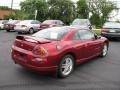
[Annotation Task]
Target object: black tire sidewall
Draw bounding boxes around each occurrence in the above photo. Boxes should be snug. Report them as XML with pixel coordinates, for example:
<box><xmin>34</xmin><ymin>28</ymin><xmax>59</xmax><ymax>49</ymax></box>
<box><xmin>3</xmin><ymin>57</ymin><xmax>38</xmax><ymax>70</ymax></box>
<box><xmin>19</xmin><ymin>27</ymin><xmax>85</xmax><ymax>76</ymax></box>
<box><xmin>6</xmin><ymin>30</ymin><xmax>10</xmax><ymax>32</ymax></box>
<box><xmin>29</xmin><ymin>28</ymin><xmax>34</xmax><ymax>34</ymax></box>
<box><xmin>101</xmin><ymin>43</ymin><xmax>108</xmax><ymax>57</ymax></box>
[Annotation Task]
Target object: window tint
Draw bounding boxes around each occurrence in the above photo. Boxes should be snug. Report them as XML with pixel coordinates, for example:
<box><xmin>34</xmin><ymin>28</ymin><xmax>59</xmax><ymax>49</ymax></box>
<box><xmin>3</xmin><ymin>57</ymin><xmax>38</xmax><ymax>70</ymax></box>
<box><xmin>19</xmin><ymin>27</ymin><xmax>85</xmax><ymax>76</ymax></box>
<box><xmin>31</xmin><ymin>20</ymin><xmax>40</xmax><ymax>24</ymax></box>
<box><xmin>32</xmin><ymin>27</ymin><xmax>69</xmax><ymax>40</ymax></box>
<box><xmin>59</xmin><ymin>21</ymin><xmax>64</xmax><ymax>25</ymax></box>
<box><xmin>73</xmin><ymin>30</ymin><xmax>95</xmax><ymax>40</ymax></box>
<box><xmin>79</xmin><ymin>31</ymin><xmax>95</xmax><ymax>40</ymax></box>
<box><xmin>73</xmin><ymin>33</ymin><xmax>80</xmax><ymax>40</ymax></box>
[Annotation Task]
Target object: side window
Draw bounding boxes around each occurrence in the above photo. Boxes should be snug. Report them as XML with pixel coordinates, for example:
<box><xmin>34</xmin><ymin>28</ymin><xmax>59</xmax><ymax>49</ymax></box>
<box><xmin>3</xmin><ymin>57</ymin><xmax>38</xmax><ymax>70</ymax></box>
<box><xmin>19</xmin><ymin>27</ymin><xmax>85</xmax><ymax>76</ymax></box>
<box><xmin>73</xmin><ymin>32</ymin><xmax>80</xmax><ymax>40</ymax></box>
<box><xmin>54</xmin><ymin>21</ymin><xmax>57</xmax><ymax>24</ymax></box>
<box><xmin>31</xmin><ymin>21</ymin><xmax>35</xmax><ymax>24</ymax></box>
<box><xmin>59</xmin><ymin>21</ymin><xmax>64</xmax><ymax>25</ymax></box>
<box><xmin>36</xmin><ymin>21</ymin><xmax>40</xmax><ymax>24</ymax></box>
<box><xmin>79</xmin><ymin>31</ymin><xmax>95</xmax><ymax>40</ymax></box>
<box><xmin>31</xmin><ymin>21</ymin><xmax>39</xmax><ymax>24</ymax></box>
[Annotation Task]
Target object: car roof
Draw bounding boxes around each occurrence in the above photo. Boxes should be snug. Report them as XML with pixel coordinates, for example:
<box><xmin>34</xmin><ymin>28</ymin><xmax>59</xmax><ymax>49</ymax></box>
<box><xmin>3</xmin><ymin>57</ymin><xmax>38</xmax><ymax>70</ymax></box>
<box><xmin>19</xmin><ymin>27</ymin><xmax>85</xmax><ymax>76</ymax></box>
<box><xmin>69</xmin><ymin>25</ymin><xmax>90</xmax><ymax>30</ymax></box>
<box><xmin>44</xmin><ymin>20</ymin><xmax>61</xmax><ymax>21</ymax></box>
<box><xmin>73</xmin><ymin>19</ymin><xmax>89</xmax><ymax>21</ymax></box>
<box><xmin>53</xmin><ymin>26</ymin><xmax>89</xmax><ymax>31</ymax></box>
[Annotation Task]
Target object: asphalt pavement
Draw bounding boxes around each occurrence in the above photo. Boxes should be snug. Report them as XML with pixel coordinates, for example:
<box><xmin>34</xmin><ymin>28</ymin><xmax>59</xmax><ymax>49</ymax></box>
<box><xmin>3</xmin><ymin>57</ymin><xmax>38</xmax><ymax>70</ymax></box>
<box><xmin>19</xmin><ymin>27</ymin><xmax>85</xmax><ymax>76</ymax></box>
<box><xmin>0</xmin><ymin>30</ymin><xmax>120</xmax><ymax>90</ymax></box>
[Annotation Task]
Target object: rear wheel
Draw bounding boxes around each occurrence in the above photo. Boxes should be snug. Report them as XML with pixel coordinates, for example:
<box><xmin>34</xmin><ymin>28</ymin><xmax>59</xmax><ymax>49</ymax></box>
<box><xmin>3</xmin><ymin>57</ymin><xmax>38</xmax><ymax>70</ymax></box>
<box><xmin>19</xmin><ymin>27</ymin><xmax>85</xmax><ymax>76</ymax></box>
<box><xmin>18</xmin><ymin>32</ymin><xmax>22</xmax><ymax>34</ymax></box>
<box><xmin>29</xmin><ymin>28</ymin><xmax>34</xmax><ymax>34</ymax></box>
<box><xmin>100</xmin><ymin>43</ymin><xmax>108</xmax><ymax>57</ymax></box>
<box><xmin>57</xmin><ymin>55</ymin><xmax>74</xmax><ymax>78</ymax></box>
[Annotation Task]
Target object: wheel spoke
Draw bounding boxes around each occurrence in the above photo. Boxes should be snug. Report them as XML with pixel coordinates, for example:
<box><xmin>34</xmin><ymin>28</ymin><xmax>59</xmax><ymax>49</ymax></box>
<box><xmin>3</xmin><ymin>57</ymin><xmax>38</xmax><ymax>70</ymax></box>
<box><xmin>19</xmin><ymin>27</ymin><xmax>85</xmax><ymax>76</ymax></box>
<box><xmin>61</xmin><ymin>57</ymin><xmax>73</xmax><ymax>76</ymax></box>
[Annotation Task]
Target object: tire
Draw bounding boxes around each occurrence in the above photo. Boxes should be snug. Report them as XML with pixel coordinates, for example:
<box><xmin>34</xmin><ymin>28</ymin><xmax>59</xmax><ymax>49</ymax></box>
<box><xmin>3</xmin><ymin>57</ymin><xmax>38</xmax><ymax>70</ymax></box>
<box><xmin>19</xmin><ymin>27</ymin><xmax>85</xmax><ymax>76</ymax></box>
<box><xmin>29</xmin><ymin>28</ymin><xmax>34</xmax><ymax>34</ymax></box>
<box><xmin>100</xmin><ymin>43</ymin><xmax>108</xmax><ymax>57</ymax></box>
<box><xmin>57</xmin><ymin>55</ymin><xmax>74</xmax><ymax>78</ymax></box>
<box><xmin>6</xmin><ymin>30</ymin><xmax>10</xmax><ymax>32</ymax></box>
<box><xmin>18</xmin><ymin>32</ymin><xmax>22</xmax><ymax>34</ymax></box>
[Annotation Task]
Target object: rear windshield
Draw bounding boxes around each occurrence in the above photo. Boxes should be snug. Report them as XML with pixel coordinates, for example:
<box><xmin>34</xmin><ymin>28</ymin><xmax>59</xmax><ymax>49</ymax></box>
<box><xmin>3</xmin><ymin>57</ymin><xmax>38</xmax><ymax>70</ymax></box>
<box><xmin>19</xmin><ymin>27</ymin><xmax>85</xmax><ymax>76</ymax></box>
<box><xmin>32</xmin><ymin>27</ymin><xmax>69</xmax><ymax>40</ymax></box>
<box><xmin>42</xmin><ymin>20</ymin><xmax>55</xmax><ymax>24</ymax></box>
<box><xmin>7</xmin><ymin>20</ymin><xmax>20</xmax><ymax>24</ymax></box>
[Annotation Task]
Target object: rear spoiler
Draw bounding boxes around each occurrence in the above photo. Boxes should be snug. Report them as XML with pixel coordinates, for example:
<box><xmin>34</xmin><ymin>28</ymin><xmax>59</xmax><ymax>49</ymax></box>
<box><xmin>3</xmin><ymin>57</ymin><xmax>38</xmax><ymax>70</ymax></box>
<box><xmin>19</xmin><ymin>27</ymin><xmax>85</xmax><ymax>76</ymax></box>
<box><xmin>16</xmin><ymin>35</ymin><xmax>51</xmax><ymax>44</ymax></box>
<box><xmin>16</xmin><ymin>35</ymin><xmax>40</xmax><ymax>43</ymax></box>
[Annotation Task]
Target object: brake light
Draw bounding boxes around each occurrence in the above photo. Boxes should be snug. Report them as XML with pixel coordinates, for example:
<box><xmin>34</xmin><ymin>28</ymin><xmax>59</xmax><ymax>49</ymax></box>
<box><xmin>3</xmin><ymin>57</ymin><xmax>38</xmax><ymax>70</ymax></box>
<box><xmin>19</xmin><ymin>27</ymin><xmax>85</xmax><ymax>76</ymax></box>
<box><xmin>21</xmin><ymin>25</ymin><xmax>27</xmax><ymax>27</ymax></box>
<box><xmin>33</xmin><ymin>46</ymin><xmax>48</xmax><ymax>56</ymax></box>
<box><xmin>101</xmin><ymin>28</ymin><xmax>107</xmax><ymax>32</ymax></box>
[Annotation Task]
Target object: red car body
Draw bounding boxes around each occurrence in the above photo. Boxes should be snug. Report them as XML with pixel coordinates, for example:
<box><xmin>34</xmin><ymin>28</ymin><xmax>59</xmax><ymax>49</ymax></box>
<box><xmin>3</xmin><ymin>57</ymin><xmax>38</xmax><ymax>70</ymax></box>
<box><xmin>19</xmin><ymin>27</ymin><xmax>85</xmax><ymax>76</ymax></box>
<box><xmin>11</xmin><ymin>26</ymin><xmax>108</xmax><ymax>76</ymax></box>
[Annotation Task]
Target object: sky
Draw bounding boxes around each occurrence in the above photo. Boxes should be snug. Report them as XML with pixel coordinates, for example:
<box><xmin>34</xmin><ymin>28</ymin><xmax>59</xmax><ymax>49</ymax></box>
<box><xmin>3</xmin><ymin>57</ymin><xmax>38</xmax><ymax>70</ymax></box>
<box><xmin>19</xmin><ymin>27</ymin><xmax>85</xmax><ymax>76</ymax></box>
<box><xmin>0</xmin><ymin>0</ymin><xmax>120</xmax><ymax>21</ymax></box>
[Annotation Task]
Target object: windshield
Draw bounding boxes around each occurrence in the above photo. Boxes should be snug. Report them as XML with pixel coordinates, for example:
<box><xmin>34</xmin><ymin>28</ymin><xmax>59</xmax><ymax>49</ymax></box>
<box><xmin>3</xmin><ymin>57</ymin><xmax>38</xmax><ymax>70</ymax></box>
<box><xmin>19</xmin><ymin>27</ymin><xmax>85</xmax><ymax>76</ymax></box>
<box><xmin>0</xmin><ymin>20</ymin><xmax>8</xmax><ymax>24</ymax></box>
<box><xmin>71</xmin><ymin>19</ymin><xmax>88</xmax><ymax>26</ymax></box>
<box><xmin>32</xmin><ymin>27</ymin><xmax>69</xmax><ymax>40</ymax></box>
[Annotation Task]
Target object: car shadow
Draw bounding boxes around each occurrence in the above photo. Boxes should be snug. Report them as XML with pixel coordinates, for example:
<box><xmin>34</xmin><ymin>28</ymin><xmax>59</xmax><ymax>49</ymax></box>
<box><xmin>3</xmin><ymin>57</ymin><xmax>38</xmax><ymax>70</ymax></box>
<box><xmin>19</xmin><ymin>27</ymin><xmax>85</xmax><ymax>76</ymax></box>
<box><xmin>15</xmin><ymin>67</ymin><xmax>68</xmax><ymax>87</ymax></box>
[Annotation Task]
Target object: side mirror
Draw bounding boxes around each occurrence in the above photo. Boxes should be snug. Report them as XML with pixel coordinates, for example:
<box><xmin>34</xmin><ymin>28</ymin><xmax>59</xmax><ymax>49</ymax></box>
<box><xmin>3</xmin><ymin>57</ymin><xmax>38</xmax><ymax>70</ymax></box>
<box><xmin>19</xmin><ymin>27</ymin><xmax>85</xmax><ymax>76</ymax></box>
<box><xmin>97</xmin><ymin>36</ymin><xmax>101</xmax><ymax>39</ymax></box>
<box><xmin>94</xmin><ymin>34</ymin><xmax>101</xmax><ymax>39</ymax></box>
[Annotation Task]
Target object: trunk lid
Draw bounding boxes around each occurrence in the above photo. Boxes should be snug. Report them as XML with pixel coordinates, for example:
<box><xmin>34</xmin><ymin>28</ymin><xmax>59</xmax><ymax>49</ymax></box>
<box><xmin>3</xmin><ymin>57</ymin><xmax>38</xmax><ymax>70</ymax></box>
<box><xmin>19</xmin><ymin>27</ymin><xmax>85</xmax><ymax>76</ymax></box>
<box><xmin>14</xmin><ymin>35</ymin><xmax>51</xmax><ymax>51</ymax></box>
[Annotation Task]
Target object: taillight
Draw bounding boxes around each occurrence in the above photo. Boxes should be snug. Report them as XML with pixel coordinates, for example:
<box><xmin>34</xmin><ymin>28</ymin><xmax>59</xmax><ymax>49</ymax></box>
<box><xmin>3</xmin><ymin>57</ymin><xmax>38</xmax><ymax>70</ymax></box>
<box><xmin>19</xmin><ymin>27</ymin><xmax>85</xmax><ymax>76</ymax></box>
<box><xmin>101</xmin><ymin>28</ymin><xmax>107</xmax><ymax>32</ymax></box>
<box><xmin>21</xmin><ymin>25</ymin><xmax>27</xmax><ymax>27</ymax></box>
<box><xmin>33</xmin><ymin>46</ymin><xmax>48</xmax><ymax>56</ymax></box>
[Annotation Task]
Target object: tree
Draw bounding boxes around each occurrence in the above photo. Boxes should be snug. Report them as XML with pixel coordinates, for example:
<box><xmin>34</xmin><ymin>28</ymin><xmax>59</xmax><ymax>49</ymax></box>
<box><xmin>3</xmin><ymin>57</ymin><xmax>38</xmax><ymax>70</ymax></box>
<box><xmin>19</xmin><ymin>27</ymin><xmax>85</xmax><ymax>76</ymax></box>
<box><xmin>0</xmin><ymin>6</ymin><xmax>10</xmax><ymax>10</ymax></box>
<box><xmin>76</xmin><ymin>0</ymin><xmax>89</xmax><ymax>19</ymax></box>
<box><xmin>20</xmin><ymin>0</ymin><xmax>48</xmax><ymax>21</ymax></box>
<box><xmin>90</xmin><ymin>13</ymin><xmax>101</xmax><ymax>28</ymax></box>
<box><xmin>48</xmin><ymin>0</ymin><xmax>75</xmax><ymax>24</ymax></box>
<box><xmin>90</xmin><ymin>0</ymin><xmax>117</xmax><ymax>27</ymax></box>
<box><xmin>4</xmin><ymin>14</ymin><xmax>17</xmax><ymax>20</ymax></box>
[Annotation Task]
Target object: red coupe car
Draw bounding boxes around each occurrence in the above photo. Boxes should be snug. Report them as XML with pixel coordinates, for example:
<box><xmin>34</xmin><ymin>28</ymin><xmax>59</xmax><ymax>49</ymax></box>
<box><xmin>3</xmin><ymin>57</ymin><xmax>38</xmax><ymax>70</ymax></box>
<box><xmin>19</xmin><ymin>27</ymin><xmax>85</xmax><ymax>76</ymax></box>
<box><xmin>11</xmin><ymin>26</ymin><xmax>109</xmax><ymax>78</ymax></box>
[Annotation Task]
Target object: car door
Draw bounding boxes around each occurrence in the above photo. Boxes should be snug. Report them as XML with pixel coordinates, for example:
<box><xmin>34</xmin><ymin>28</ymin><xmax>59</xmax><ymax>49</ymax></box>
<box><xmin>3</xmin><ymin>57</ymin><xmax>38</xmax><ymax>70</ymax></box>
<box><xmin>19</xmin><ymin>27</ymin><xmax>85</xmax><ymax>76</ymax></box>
<box><xmin>79</xmin><ymin>31</ymin><xmax>101</xmax><ymax>59</ymax></box>
<box><xmin>72</xmin><ymin>31</ymin><xmax>88</xmax><ymax>63</ymax></box>
<box><xmin>31</xmin><ymin>20</ymin><xmax>40</xmax><ymax>31</ymax></box>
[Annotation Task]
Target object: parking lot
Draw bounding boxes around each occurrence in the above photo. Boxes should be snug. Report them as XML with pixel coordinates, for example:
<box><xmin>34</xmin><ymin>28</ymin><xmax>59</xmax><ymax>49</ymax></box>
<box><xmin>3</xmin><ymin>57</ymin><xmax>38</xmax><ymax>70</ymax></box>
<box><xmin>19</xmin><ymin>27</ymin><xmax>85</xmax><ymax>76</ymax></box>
<box><xmin>0</xmin><ymin>30</ymin><xmax>120</xmax><ymax>90</ymax></box>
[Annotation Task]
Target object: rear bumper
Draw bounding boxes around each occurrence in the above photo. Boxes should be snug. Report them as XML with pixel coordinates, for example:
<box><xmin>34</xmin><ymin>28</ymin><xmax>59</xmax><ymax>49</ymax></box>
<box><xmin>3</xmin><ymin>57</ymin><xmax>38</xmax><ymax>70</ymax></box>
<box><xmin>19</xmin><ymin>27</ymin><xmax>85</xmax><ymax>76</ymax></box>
<box><xmin>4</xmin><ymin>27</ymin><xmax>14</xmax><ymax>30</ymax></box>
<box><xmin>11</xmin><ymin>46</ymin><xmax>57</xmax><ymax>72</ymax></box>
<box><xmin>101</xmin><ymin>33</ymin><xmax>120</xmax><ymax>38</ymax></box>
<box><xmin>13</xmin><ymin>58</ymin><xmax>57</xmax><ymax>72</ymax></box>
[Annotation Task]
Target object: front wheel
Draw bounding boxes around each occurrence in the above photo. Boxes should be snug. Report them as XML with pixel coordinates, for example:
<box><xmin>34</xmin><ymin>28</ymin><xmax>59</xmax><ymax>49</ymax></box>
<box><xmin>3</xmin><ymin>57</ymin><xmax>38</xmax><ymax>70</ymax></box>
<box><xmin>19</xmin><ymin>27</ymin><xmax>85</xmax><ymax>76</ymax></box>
<box><xmin>100</xmin><ymin>43</ymin><xmax>108</xmax><ymax>57</ymax></box>
<box><xmin>57</xmin><ymin>55</ymin><xmax>74</xmax><ymax>78</ymax></box>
